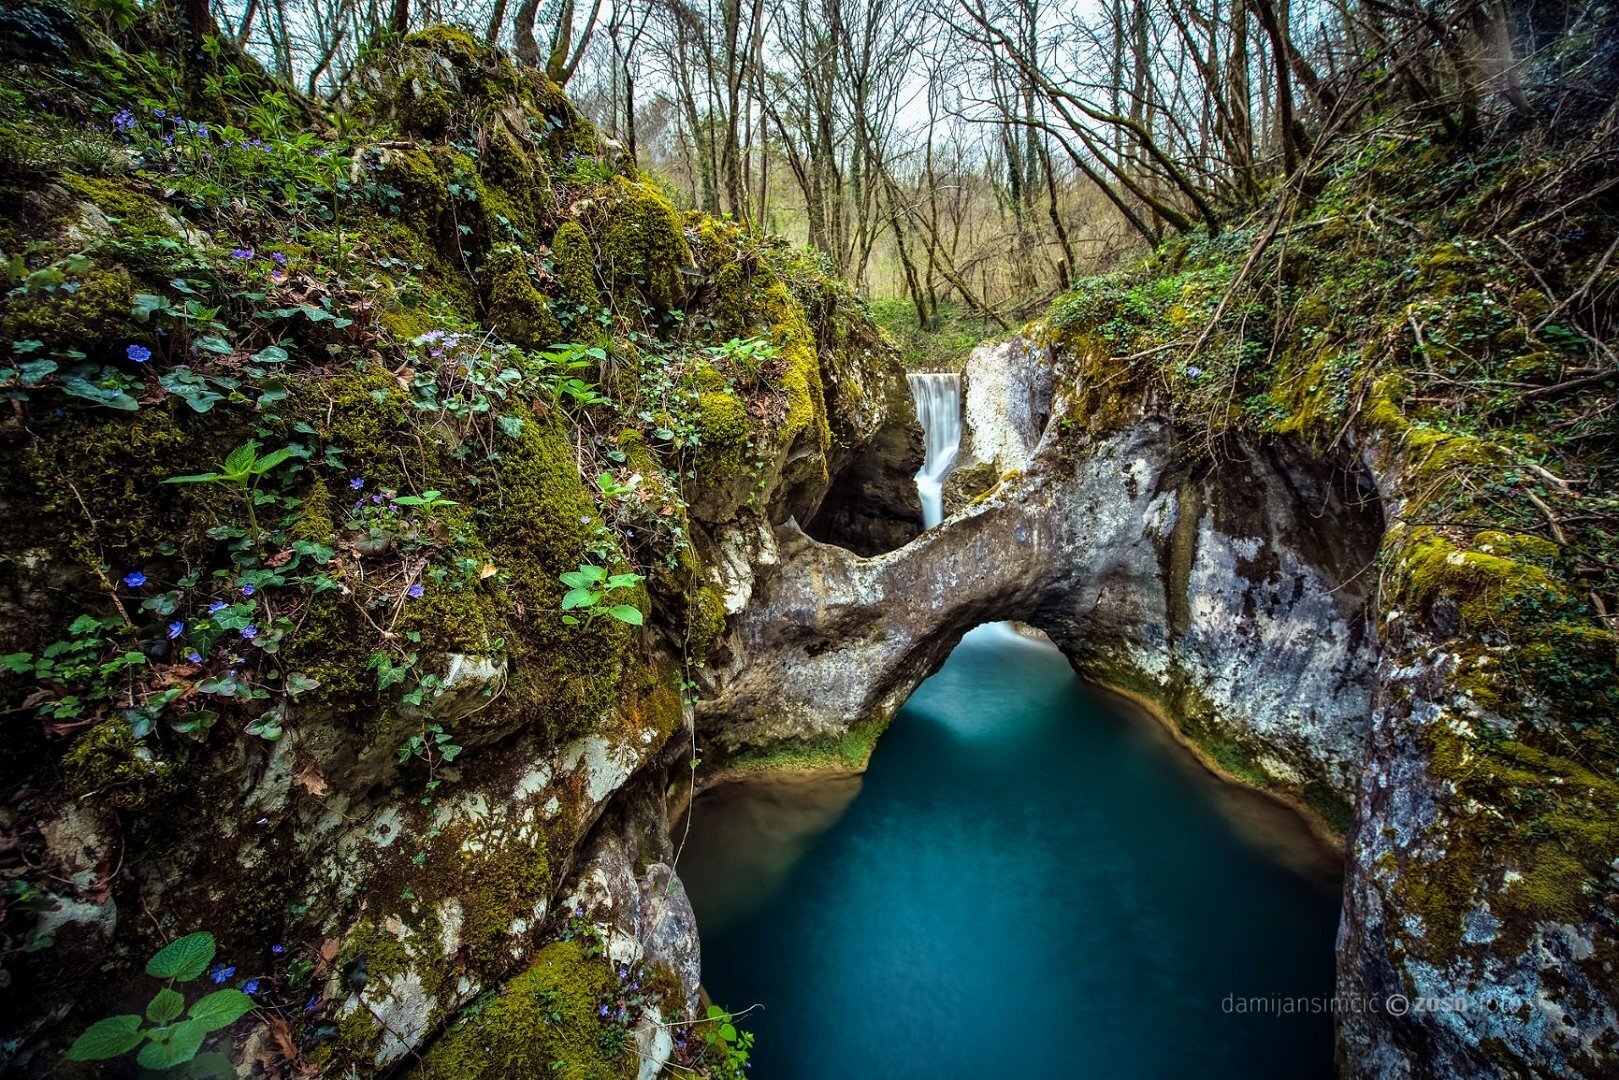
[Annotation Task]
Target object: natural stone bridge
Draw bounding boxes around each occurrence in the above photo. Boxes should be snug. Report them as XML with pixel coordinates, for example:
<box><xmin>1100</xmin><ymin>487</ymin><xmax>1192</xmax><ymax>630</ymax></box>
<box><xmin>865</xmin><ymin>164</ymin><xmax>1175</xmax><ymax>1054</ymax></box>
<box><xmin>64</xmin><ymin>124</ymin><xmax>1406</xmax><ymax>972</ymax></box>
<box><xmin>696</xmin><ymin>341</ymin><xmax>1384</xmax><ymax>804</ymax></box>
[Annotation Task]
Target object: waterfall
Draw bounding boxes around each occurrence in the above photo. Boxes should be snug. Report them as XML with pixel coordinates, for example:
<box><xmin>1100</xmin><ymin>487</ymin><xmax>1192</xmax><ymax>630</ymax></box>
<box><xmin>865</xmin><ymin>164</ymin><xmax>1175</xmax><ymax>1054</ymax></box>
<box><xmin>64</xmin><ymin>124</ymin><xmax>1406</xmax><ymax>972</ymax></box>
<box><xmin>907</xmin><ymin>372</ymin><xmax>961</xmax><ymax>529</ymax></box>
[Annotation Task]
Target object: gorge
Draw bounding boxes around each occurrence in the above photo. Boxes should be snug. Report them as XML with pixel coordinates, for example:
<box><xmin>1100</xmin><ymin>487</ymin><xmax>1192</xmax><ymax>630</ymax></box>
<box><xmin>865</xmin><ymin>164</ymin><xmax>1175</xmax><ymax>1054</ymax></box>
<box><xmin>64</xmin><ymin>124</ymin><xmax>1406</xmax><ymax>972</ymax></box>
<box><xmin>0</xmin><ymin>5</ymin><xmax>1616</xmax><ymax>1080</ymax></box>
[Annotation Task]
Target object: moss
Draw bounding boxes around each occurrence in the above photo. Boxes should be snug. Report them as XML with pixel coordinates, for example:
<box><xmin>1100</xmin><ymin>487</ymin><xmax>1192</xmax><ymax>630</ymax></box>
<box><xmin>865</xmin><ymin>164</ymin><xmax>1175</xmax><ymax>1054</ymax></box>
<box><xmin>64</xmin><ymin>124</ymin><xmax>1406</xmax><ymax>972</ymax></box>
<box><xmin>1302</xmin><ymin>782</ymin><xmax>1355</xmax><ymax>838</ymax></box>
<box><xmin>2</xmin><ymin>261</ymin><xmax>138</xmax><ymax>350</ymax></box>
<box><xmin>478</xmin><ymin>412</ymin><xmax>630</xmax><ymax>743</ymax></box>
<box><xmin>1400</xmin><ymin>731</ymin><xmax>1619</xmax><ymax>952</ymax></box>
<box><xmin>292</xmin><ymin>476</ymin><xmax>336</xmax><ymax>544</ymax></box>
<box><xmin>21</xmin><ymin>402</ymin><xmax>237</xmax><ymax>570</ymax></box>
<box><xmin>59</xmin><ymin>173</ymin><xmax>176</xmax><ymax>238</ymax></box>
<box><xmin>704</xmin><ymin>259</ymin><xmax>832</xmax><ymax>470</ymax></box>
<box><xmin>692</xmin><ymin>390</ymin><xmax>749</xmax><ymax>475</ymax></box>
<box><xmin>382</xmin><ymin>148</ymin><xmax>450</xmax><ymax>229</ymax></box>
<box><xmin>291</xmin><ymin>367</ymin><xmax>413</xmax><ymax>486</ymax></box>
<box><xmin>720</xmin><ymin>716</ymin><xmax>889</xmax><ymax>774</ymax></box>
<box><xmin>525</xmin><ymin>75</ymin><xmax>600</xmax><ymax>161</ymax></box>
<box><xmin>597</xmin><ymin>177</ymin><xmax>689</xmax><ymax>312</ymax></box>
<box><xmin>279</xmin><ymin>369</ymin><xmax>414</xmax><ymax>695</ymax></box>
<box><xmin>62</xmin><ymin>718</ymin><xmax>177</xmax><ymax>809</ymax></box>
<box><xmin>402</xmin><ymin>24</ymin><xmax>481</xmax><ymax>62</ymax></box>
<box><xmin>685</xmin><ymin>584</ymin><xmax>726</xmax><ymax>664</ymax></box>
<box><xmin>1389</xmin><ymin>527</ymin><xmax>1577</xmax><ymax>634</ymax></box>
<box><xmin>487</xmin><ymin>247</ymin><xmax>563</xmax><ymax>349</ymax></box>
<box><xmin>550</xmin><ymin>221</ymin><xmax>600</xmax><ymax>309</ymax></box>
<box><xmin>396</xmin><ymin>576</ymin><xmax>504</xmax><ymax>656</ymax></box>
<box><xmin>415</xmin><ymin>941</ymin><xmax>633</xmax><ymax>1080</ymax></box>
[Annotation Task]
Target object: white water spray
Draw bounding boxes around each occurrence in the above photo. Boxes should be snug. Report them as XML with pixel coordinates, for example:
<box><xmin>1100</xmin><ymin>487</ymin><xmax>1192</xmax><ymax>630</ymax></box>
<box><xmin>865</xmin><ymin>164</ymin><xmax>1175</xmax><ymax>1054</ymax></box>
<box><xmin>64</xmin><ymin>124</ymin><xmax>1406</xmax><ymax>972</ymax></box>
<box><xmin>908</xmin><ymin>372</ymin><xmax>962</xmax><ymax>529</ymax></box>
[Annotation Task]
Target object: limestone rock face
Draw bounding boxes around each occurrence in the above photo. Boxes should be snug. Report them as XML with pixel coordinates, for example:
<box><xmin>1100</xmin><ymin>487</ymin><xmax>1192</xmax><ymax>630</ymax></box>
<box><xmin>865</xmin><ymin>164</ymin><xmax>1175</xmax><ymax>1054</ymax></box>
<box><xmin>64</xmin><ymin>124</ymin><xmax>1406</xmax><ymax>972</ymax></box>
<box><xmin>560</xmin><ymin>777</ymin><xmax>703</xmax><ymax>1017</ymax></box>
<box><xmin>1333</xmin><ymin>436</ymin><xmax>1619</xmax><ymax>1079</ymax></box>
<box><xmin>960</xmin><ymin>335</ymin><xmax>1054</xmax><ymax>473</ymax></box>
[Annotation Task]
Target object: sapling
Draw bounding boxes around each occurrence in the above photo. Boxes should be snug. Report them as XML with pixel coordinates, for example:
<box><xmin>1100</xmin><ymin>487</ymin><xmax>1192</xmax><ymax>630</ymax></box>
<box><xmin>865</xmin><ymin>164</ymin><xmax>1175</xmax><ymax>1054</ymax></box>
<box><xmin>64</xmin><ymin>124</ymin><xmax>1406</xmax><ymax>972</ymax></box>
<box><xmin>164</xmin><ymin>439</ymin><xmax>298</xmax><ymax>538</ymax></box>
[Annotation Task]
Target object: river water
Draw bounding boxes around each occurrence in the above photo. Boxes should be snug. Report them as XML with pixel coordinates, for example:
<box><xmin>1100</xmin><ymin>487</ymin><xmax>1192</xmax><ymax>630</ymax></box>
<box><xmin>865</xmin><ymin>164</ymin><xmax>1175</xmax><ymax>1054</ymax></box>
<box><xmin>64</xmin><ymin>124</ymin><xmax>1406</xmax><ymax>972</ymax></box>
<box><xmin>677</xmin><ymin>624</ymin><xmax>1343</xmax><ymax>1079</ymax></box>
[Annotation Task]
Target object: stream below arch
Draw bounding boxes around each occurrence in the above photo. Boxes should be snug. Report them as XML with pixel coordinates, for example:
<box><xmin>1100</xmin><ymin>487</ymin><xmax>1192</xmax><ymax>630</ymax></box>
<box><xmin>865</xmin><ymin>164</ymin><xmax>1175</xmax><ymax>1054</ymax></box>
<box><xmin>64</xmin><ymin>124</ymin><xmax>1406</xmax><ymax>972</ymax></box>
<box><xmin>677</xmin><ymin>624</ymin><xmax>1343</xmax><ymax>1078</ymax></box>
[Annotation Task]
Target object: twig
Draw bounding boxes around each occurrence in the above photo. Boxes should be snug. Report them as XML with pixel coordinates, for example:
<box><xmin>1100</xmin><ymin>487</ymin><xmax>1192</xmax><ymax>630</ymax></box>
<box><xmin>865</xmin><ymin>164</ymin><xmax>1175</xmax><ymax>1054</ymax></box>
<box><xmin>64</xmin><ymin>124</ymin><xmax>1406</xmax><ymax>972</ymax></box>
<box><xmin>1506</xmin><ymin>173</ymin><xmax>1619</xmax><ymax>237</ymax></box>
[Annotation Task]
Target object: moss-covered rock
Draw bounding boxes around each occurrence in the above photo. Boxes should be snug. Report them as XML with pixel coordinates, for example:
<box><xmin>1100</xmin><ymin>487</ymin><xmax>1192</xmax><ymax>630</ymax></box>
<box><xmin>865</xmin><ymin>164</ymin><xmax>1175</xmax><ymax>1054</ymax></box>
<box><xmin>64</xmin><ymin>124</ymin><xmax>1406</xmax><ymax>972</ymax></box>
<box><xmin>486</xmin><ymin>246</ymin><xmax>563</xmax><ymax>349</ymax></box>
<box><xmin>595</xmin><ymin>177</ymin><xmax>690</xmax><ymax>312</ymax></box>
<box><xmin>414</xmin><ymin>941</ymin><xmax>633</xmax><ymax>1080</ymax></box>
<box><xmin>550</xmin><ymin>219</ymin><xmax>600</xmax><ymax>309</ymax></box>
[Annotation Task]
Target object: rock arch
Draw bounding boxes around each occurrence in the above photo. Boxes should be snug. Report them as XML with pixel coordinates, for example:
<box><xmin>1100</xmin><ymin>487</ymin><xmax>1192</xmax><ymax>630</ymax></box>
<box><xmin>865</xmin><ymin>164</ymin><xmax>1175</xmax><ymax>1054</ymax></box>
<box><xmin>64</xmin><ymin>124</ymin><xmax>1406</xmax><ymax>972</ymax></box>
<box><xmin>696</xmin><ymin>355</ymin><xmax>1384</xmax><ymax>807</ymax></box>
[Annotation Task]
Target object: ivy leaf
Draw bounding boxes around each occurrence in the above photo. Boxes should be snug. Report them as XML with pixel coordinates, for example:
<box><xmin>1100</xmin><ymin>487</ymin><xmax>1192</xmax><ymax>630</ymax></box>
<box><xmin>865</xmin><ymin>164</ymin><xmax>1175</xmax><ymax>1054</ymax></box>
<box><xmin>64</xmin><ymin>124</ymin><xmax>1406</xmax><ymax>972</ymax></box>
<box><xmin>131</xmin><ymin>292</ymin><xmax>170</xmax><ymax>320</ymax></box>
<box><xmin>246</xmin><ymin>710</ymin><xmax>283</xmax><ymax>741</ymax></box>
<box><xmin>146</xmin><ymin>931</ymin><xmax>216</xmax><ymax>982</ymax></box>
<box><xmin>251</xmin><ymin>345</ymin><xmax>289</xmax><ymax>364</ymax></box>
<box><xmin>60</xmin><ymin>374</ymin><xmax>139</xmax><ymax>411</ymax></box>
<box><xmin>606</xmin><ymin>605</ymin><xmax>644</xmax><ymax>626</ymax></box>
<box><xmin>147</xmin><ymin>987</ymin><xmax>185</xmax><ymax>1024</ymax></box>
<box><xmin>64</xmin><ymin>1014</ymin><xmax>143</xmax><ymax>1061</ymax></box>
<box><xmin>159</xmin><ymin>368</ymin><xmax>224</xmax><ymax>413</ymax></box>
<box><xmin>136</xmin><ymin>1018</ymin><xmax>207</xmax><ymax>1069</ymax></box>
<box><xmin>187</xmin><ymin>988</ymin><xmax>255</xmax><ymax>1032</ymax></box>
<box><xmin>188</xmin><ymin>1051</ymin><xmax>236</xmax><ymax>1079</ymax></box>
<box><xmin>285</xmin><ymin>673</ymin><xmax>320</xmax><ymax>696</ymax></box>
<box><xmin>170</xmin><ymin>709</ymin><xmax>219</xmax><ymax>741</ymax></box>
<box><xmin>497</xmin><ymin>414</ymin><xmax>525</xmax><ymax>438</ymax></box>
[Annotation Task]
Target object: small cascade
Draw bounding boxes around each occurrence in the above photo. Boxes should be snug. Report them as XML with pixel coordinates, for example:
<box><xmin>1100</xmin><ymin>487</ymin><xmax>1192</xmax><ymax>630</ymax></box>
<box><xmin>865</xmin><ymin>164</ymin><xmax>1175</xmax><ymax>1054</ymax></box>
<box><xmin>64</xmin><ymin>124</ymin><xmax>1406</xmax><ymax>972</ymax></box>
<box><xmin>907</xmin><ymin>372</ymin><xmax>962</xmax><ymax>529</ymax></box>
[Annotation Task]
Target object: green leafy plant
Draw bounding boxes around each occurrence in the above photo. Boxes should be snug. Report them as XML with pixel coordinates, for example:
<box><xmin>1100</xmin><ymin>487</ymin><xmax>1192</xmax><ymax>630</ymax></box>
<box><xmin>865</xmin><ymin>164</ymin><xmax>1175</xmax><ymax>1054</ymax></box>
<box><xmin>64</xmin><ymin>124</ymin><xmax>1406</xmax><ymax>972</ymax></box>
<box><xmin>397</xmin><ymin>721</ymin><xmax>462</xmax><ymax>767</ymax></box>
<box><xmin>705</xmin><ymin>336</ymin><xmax>776</xmax><ymax>388</ymax></box>
<box><xmin>65</xmin><ymin>931</ymin><xmax>250</xmax><ymax>1075</ymax></box>
<box><xmin>701</xmin><ymin>1004</ymin><xmax>755</xmax><ymax>1079</ymax></box>
<box><xmin>164</xmin><ymin>439</ymin><xmax>299</xmax><ymax>535</ymax></box>
<box><xmin>558</xmin><ymin>565</ymin><xmax>645</xmax><ymax>627</ymax></box>
<box><xmin>390</xmin><ymin>489</ymin><xmax>459</xmax><ymax>514</ymax></box>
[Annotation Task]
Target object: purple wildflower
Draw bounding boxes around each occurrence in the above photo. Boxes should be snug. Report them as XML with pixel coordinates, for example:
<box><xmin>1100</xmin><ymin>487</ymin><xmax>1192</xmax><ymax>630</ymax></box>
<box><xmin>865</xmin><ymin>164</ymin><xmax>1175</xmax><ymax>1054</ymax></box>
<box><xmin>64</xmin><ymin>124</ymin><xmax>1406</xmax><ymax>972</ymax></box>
<box><xmin>242</xmin><ymin>978</ymin><xmax>261</xmax><ymax>995</ymax></box>
<box><xmin>272</xmin><ymin>944</ymin><xmax>285</xmax><ymax>954</ymax></box>
<box><xmin>167</xmin><ymin>621</ymin><xmax>184</xmax><ymax>639</ymax></box>
<box><xmin>349</xmin><ymin>476</ymin><xmax>365</xmax><ymax>490</ymax></box>
<box><xmin>1185</xmin><ymin>366</ymin><xmax>1204</xmax><ymax>379</ymax></box>
<box><xmin>111</xmin><ymin>109</ymin><xmax>135</xmax><ymax>133</ymax></box>
<box><xmin>186</xmin><ymin>650</ymin><xmax>203</xmax><ymax>664</ymax></box>
<box><xmin>241</xmin><ymin>583</ymin><xmax>255</xmax><ymax>597</ymax></box>
<box><xmin>407</xmin><ymin>584</ymin><xmax>424</xmax><ymax>599</ymax></box>
<box><xmin>272</xmin><ymin>251</ymin><xmax>287</xmax><ymax>267</ymax></box>
<box><xmin>209</xmin><ymin>964</ymin><xmax>235</xmax><ymax>984</ymax></box>
<box><xmin>208</xmin><ymin>600</ymin><xmax>227</xmax><ymax>614</ymax></box>
<box><xmin>122</xmin><ymin>571</ymin><xmax>147</xmax><ymax>588</ymax></box>
<box><xmin>241</xmin><ymin>625</ymin><xmax>259</xmax><ymax>640</ymax></box>
<box><xmin>152</xmin><ymin>107</ymin><xmax>166</xmax><ymax>118</ymax></box>
<box><xmin>127</xmin><ymin>344</ymin><xmax>151</xmax><ymax>363</ymax></box>
<box><xmin>230</xmin><ymin>247</ymin><xmax>255</xmax><ymax>261</ymax></box>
